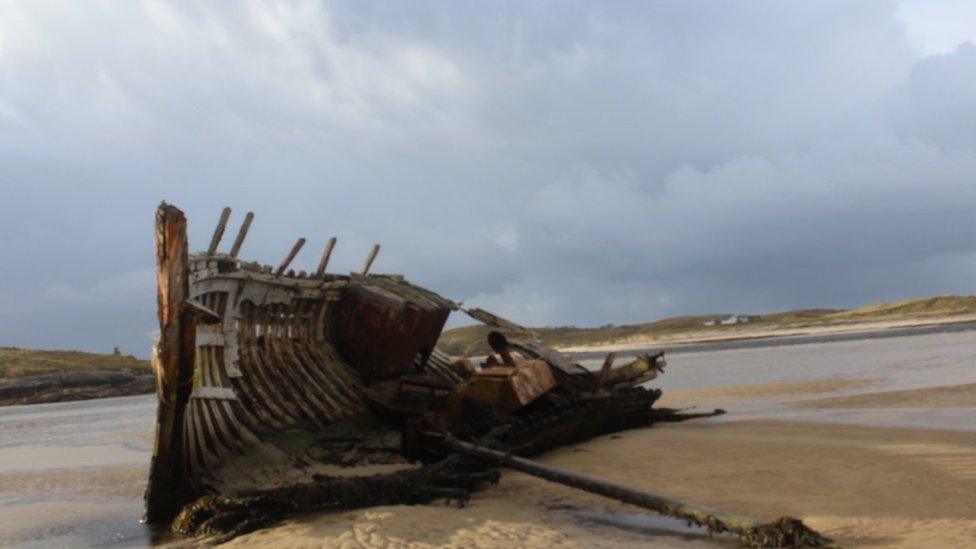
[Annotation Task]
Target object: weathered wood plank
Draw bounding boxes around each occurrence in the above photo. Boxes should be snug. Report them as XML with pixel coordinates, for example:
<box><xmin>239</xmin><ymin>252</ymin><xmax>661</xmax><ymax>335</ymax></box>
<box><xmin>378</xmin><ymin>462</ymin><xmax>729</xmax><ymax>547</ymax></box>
<box><xmin>145</xmin><ymin>203</ymin><xmax>197</xmax><ymax>523</ymax></box>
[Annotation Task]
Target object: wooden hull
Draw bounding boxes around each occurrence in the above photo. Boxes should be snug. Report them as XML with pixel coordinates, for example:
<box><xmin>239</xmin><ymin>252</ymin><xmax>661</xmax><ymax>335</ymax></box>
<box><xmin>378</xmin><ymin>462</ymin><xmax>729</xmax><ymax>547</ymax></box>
<box><xmin>145</xmin><ymin>204</ymin><xmax>687</xmax><ymax>538</ymax></box>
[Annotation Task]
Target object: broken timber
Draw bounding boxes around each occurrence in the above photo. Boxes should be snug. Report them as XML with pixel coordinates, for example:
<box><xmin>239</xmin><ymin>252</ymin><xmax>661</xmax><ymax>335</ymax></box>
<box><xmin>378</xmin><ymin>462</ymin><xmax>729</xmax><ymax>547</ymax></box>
<box><xmin>145</xmin><ymin>203</ymin><xmax>830</xmax><ymax>548</ymax></box>
<box><xmin>145</xmin><ymin>204</ymin><xmax>196</xmax><ymax>523</ymax></box>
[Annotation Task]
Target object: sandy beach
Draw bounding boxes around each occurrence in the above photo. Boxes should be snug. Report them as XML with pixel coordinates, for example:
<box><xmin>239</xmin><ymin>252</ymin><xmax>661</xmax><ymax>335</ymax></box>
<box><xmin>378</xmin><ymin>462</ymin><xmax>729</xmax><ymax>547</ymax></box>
<box><xmin>224</xmin><ymin>330</ymin><xmax>976</xmax><ymax>548</ymax></box>
<box><xmin>3</xmin><ymin>329</ymin><xmax>974</xmax><ymax>548</ymax></box>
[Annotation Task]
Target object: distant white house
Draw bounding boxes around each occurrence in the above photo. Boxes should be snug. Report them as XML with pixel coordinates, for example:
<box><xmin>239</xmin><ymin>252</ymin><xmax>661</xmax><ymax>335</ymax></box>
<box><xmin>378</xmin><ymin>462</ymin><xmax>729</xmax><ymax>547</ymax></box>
<box><xmin>720</xmin><ymin>314</ymin><xmax>754</xmax><ymax>325</ymax></box>
<box><xmin>705</xmin><ymin>314</ymin><xmax>756</xmax><ymax>327</ymax></box>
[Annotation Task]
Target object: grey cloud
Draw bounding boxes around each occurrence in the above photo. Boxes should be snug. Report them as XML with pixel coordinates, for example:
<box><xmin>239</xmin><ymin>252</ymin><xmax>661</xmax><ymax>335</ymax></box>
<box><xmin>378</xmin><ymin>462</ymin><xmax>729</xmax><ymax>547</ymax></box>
<box><xmin>892</xmin><ymin>42</ymin><xmax>976</xmax><ymax>149</ymax></box>
<box><xmin>0</xmin><ymin>1</ymin><xmax>974</xmax><ymax>354</ymax></box>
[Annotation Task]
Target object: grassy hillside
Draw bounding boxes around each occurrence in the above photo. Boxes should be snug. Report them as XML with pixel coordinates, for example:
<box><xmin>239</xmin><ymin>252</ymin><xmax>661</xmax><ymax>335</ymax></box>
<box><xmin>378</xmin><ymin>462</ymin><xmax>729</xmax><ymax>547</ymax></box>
<box><xmin>438</xmin><ymin>295</ymin><xmax>976</xmax><ymax>356</ymax></box>
<box><xmin>0</xmin><ymin>347</ymin><xmax>151</xmax><ymax>378</ymax></box>
<box><xmin>822</xmin><ymin>296</ymin><xmax>976</xmax><ymax>322</ymax></box>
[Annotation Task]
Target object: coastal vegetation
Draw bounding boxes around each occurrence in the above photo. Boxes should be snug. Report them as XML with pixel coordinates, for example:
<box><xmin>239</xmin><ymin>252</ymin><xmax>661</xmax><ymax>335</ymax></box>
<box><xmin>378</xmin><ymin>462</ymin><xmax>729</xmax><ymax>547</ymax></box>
<box><xmin>0</xmin><ymin>348</ymin><xmax>153</xmax><ymax>406</ymax></box>
<box><xmin>438</xmin><ymin>295</ymin><xmax>976</xmax><ymax>356</ymax></box>
<box><xmin>0</xmin><ymin>347</ymin><xmax>150</xmax><ymax>379</ymax></box>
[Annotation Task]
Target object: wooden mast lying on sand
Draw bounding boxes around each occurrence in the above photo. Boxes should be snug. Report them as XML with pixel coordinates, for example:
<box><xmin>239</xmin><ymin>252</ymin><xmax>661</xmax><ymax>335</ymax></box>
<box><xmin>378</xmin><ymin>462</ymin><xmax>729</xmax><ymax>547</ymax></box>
<box><xmin>441</xmin><ymin>437</ymin><xmax>834</xmax><ymax>548</ymax></box>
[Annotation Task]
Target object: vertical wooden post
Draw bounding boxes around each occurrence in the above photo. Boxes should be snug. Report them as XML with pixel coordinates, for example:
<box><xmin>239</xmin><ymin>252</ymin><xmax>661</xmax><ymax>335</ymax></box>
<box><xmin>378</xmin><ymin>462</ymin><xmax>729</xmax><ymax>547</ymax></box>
<box><xmin>145</xmin><ymin>203</ymin><xmax>196</xmax><ymax>524</ymax></box>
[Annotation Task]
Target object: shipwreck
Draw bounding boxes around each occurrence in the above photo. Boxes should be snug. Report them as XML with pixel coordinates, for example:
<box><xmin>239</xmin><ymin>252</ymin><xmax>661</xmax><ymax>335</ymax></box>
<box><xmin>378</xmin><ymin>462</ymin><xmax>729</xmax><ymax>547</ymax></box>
<box><xmin>145</xmin><ymin>204</ymin><xmax>831</xmax><ymax>547</ymax></box>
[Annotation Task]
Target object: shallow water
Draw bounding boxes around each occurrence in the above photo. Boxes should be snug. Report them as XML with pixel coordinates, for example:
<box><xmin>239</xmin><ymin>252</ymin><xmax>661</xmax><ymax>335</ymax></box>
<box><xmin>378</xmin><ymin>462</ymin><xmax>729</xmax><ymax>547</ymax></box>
<box><xmin>580</xmin><ymin>329</ymin><xmax>976</xmax><ymax>430</ymax></box>
<box><xmin>0</xmin><ymin>395</ymin><xmax>156</xmax><ymax>548</ymax></box>
<box><xmin>1</xmin><ymin>329</ymin><xmax>973</xmax><ymax>546</ymax></box>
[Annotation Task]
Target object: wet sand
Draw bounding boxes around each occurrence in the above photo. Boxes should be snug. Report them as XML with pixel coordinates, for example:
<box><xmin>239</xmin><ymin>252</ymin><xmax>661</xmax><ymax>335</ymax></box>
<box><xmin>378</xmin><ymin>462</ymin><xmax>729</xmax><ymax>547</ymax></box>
<box><xmin>661</xmin><ymin>378</ymin><xmax>883</xmax><ymax>404</ymax></box>
<box><xmin>799</xmin><ymin>383</ymin><xmax>976</xmax><ymax>409</ymax></box>
<box><xmin>0</xmin><ymin>396</ymin><xmax>156</xmax><ymax>547</ymax></box>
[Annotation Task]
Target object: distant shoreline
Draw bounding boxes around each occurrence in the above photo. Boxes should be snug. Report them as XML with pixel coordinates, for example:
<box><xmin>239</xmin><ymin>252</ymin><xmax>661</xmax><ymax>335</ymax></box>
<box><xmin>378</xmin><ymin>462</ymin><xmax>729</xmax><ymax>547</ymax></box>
<box><xmin>439</xmin><ymin>296</ymin><xmax>976</xmax><ymax>356</ymax></box>
<box><xmin>0</xmin><ymin>370</ymin><xmax>155</xmax><ymax>407</ymax></box>
<box><xmin>5</xmin><ymin>314</ymin><xmax>975</xmax><ymax>407</ymax></box>
<box><xmin>564</xmin><ymin>316</ymin><xmax>976</xmax><ymax>360</ymax></box>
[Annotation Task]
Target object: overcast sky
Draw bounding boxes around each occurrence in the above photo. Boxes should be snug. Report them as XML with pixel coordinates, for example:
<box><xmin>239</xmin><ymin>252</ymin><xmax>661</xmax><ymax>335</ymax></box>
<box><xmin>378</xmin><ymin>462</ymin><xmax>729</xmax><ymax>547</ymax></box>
<box><xmin>1</xmin><ymin>1</ymin><xmax>975</xmax><ymax>356</ymax></box>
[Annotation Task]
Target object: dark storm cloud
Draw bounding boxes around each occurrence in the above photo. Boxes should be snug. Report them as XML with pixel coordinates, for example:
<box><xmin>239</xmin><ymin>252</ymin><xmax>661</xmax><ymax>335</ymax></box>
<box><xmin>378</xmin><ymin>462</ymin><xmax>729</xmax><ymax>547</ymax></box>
<box><xmin>0</xmin><ymin>1</ymin><xmax>974</xmax><ymax>355</ymax></box>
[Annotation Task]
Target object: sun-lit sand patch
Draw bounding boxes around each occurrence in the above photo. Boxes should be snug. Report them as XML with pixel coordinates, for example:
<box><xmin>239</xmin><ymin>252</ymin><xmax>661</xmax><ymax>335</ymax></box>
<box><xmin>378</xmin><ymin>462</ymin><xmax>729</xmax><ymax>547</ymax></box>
<box><xmin>797</xmin><ymin>383</ymin><xmax>976</xmax><ymax>409</ymax></box>
<box><xmin>224</xmin><ymin>507</ymin><xmax>580</xmax><ymax>548</ymax></box>
<box><xmin>224</xmin><ymin>479</ymin><xmax>719</xmax><ymax>548</ymax></box>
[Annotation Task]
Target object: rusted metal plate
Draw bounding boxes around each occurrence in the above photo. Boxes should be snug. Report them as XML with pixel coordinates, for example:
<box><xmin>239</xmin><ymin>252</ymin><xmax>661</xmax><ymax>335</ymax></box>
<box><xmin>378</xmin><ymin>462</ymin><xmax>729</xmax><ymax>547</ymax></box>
<box><xmin>464</xmin><ymin>359</ymin><xmax>556</xmax><ymax>413</ymax></box>
<box><xmin>329</xmin><ymin>281</ymin><xmax>451</xmax><ymax>381</ymax></box>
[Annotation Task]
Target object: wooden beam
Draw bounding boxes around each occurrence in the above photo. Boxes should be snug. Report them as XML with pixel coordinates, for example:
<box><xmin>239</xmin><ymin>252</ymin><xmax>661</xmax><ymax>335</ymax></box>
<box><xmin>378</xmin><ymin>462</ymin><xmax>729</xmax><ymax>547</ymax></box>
<box><xmin>276</xmin><ymin>237</ymin><xmax>306</xmax><ymax>275</ymax></box>
<box><xmin>315</xmin><ymin>237</ymin><xmax>337</xmax><ymax>277</ymax></box>
<box><xmin>360</xmin><ymin>244</ymin><xmax>380</xmax><ymax>275</ymax></box>
<box><xmin>594</xmin><ymin>352</ymin><xmax>616</xmax><ymax>389</ymax></box>
<box><xmin>441</xmin><ymin>436</ymin><xmax>832</xmax><ymax>546</ymax></box>
<box><xmin>207</xmin><ymin>207</ymin><xmax>232</xmax><ymax>255</ymax></box>
<box><xmin>145</xmin><ymin>202</ymin><xmax>197</xmax><ymax>523</ymax></box>
<box><xmin>228</xmin><ymin>212</ymin><xmax>254</xmax><ymax>258</ymax></box>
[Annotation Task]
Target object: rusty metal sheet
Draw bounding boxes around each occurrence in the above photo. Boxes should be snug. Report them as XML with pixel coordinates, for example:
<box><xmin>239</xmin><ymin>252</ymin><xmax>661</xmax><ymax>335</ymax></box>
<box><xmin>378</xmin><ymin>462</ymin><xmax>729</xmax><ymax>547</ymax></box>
<box><xmin>464</xmin><ymin>359</ymin><xmax>556</xmax><ymax>413</ymax></box>
<box><xmin>330</xmin><ymin>282</ymin><xmax>451</xmax><ymax>381</ymax></box>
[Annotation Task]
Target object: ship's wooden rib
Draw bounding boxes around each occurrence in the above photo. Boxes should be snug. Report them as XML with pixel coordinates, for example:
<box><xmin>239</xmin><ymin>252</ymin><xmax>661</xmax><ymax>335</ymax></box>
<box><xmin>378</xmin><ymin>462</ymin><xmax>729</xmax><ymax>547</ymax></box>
<box><xmin>165</xmin><ymin>244</ymin><xmax>442</xmax><ymax>497</ymax></box>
